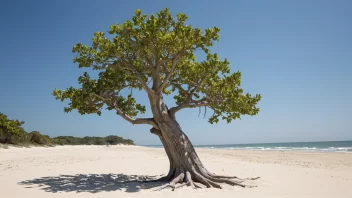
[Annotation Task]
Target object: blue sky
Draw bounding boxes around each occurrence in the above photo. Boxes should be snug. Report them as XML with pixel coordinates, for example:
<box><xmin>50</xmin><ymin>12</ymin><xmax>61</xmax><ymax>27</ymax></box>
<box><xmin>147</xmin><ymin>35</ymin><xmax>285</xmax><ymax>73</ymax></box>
<box><xmin>0</xmin><ymin>0</ymin><xmax>351</xmax><ymax>145</ymax></box>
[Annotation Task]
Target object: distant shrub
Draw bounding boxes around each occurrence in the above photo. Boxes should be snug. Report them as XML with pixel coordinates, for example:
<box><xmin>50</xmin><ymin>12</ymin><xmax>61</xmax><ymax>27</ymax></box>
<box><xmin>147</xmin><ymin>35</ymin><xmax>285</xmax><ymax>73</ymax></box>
<box><xmin>52</xmin><ymin>138</ymin><xmax>69</xmax><ymax>145</ymax></box>
<box><xmin>7</xmin><ymin>131</ymin><xmax>30</xmax><ymax>144</ymax></box>
<box><xmin>105</xmin><ymin>135</ymin><xmax>123</xmax><ymax>145</ymax></box>
<box><xmin>0</xmin><ymin>112</ymin><xmax>135</xmax><ymax>147</ymax></box>
<box><xmin>28</xmin><ymin>131</ymin><xmax>53</xmax><ymax>145</ymax></box>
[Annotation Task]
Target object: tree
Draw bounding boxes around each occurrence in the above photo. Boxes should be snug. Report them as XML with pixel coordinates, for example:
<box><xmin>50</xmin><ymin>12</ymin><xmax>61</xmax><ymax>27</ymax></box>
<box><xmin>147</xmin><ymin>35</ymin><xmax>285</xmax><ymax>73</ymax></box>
<box><xmin>123</xmin><ymin>139</ymin><xmax>135</xmax><ymax>145</ymax></box>
<box><xmin>28</xmin><ymin>131</ymin><xmax>52</xmax><ymax>145</ymax></box>
<box><xmin>53</xmin><ymin>8</ymin><xmax>261</xmax><ymax>190</ymax></box>
<box><xmin>105</xmin><ymin>135</ymin><xmax>123</xmax><ymax>145</ymax></box>
<box><xmin>52</xmin><ymin>138</ymin><xmax>68</xmax><ymax>145</ymax></box>
<box><xmin>0</xmin><ymin>112</ymin><xmax>27</xmax><ymax>144</ymax></box>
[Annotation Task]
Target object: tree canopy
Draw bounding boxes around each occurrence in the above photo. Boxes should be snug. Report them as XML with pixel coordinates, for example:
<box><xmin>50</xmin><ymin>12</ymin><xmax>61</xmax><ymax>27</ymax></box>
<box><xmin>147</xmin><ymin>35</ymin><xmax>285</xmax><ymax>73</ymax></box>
<box><xmin>53</xmin><ymin>8</ymin><xmax>261</xmax><ymax>125</ymax></box>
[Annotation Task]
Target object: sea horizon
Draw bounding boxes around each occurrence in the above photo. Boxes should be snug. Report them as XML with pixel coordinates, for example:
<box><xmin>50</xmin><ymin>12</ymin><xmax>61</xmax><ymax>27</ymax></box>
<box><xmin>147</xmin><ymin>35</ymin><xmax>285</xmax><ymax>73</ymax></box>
<box><xmin>142</xmin><ymin>140</ymin><xmax>352</xmax><ymax>152</ymax></box>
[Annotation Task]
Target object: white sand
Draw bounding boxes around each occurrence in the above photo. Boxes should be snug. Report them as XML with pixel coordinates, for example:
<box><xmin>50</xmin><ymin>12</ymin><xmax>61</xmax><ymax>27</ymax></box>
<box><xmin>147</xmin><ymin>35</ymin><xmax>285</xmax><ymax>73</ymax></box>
<box><xmin>1</xmin><ymin>145</ymin><xmax>351</xmax><ymax>198</ymax></box>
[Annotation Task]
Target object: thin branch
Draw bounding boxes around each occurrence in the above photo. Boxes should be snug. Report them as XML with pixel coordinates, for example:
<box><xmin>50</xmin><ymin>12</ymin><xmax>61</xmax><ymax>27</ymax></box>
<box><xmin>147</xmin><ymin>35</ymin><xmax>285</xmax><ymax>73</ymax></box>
<box><xmin>111</xmin><ymin>63</ymin><xmax>154</xmax><ymax>95</ymax></box>
<box><xmin>159</xmin><ymin>56</ymin><xmax>179</xmax><ymax>92</ymax></box>
<box><xmin>127</xmin><ymin>57</ymin><xmax>155</xmax><ymax>95</ymax></box>
<box><xmin>191</xmin><ymin>96</ymin><xmax>208</xmax><ymax>103</ymax></box>
<box><xmin>168</xmin><ymin>75</ymin><xmax>209</xmax><ymax>116</ymax></box>
<box><xmin>158</xmin><ymin>47</ymin><xmax>187</xmax><ymax>92</ymax></box>
<box><xmin>189</xmin><ymin>103</ymin><xmax>209</xmax><ymax>108</ymax></box>
<box><xmin>158</xmin><ymin>57</ymin><xmax>174</xmax><ymax>65</ymax></box>
<box><xmin>168</xmin><ymin>72</ymin><xmax>211</xmax><ymax>119</ymax></box>
<box><xmin>134</xmin><ymin>73</ymin><xmax>152</xmax><ymax>94</ymax></box>
<box><xmin>169</xmin><ymin>97</ymin><xmax>209</xmax><ymax>117</ymax></box>
<box><xmin>169</xmin><ymin>82</ymin><xmax>187</xmax><ymax>94</ymax></box>
<box><xmin>161</xmin><ymin>57</ymin><xmax>178</xmax><ymax>88</ymax></box>
<box><xmin>92</xmin><ymin>93</ymin><xmax>159</xmax><ymax>129</ymax></box>
<box><xmin>189</xmin><ymin>72</ymin><xmax>211</xmax><ymax>94</ymax></box>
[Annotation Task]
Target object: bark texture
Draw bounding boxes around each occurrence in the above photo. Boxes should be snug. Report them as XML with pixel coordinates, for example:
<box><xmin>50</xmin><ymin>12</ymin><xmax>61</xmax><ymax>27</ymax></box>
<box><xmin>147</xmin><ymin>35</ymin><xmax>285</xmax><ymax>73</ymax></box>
<box><xmin>148</xmin><ymin>95</ymin><xmax>259</xmax><ymax>190</ymax></box>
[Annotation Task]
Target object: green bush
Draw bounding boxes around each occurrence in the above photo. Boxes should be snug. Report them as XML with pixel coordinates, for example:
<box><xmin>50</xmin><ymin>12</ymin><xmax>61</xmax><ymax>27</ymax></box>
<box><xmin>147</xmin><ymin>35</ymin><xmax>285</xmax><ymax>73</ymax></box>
<box><xmin>8</xmin><ymin>134</ymin><xmax>29</xmax><ymax>144</ymax></box>
<box><xmin>0</xmin><ymin>112</ymin><xmax>27</xmax><ymax>144</ymax></box>
<box><xmin>52</xmin><ymin>138</ymin><xmax>69</xmax><ymax>145</ymax></box>
<box><xmin>0</xmin><ymin>112</ymin><xmax>135</xmax><ymax>147</ymax></box>
<box><xmin>28</xmin><ymin>131</ymin><xmax>53</xmax><ymax>145</ymax></box>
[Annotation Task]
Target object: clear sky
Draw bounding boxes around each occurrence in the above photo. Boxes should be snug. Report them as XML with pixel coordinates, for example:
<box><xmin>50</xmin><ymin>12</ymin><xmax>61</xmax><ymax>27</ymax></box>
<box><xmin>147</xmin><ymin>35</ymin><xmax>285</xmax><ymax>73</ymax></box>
<box><xmin>0</xmin><ymin>0</ymin><xmax>351</xmax><ymax>145</ymax></box>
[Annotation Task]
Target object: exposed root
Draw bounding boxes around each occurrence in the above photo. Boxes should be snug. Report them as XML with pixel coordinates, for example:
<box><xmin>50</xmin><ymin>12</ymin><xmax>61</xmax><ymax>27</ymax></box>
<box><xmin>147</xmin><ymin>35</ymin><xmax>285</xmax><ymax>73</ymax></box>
<box><xmin>156</xmin><ymin>184</ymin><xmax>176</xmax><ymax>191</ymax></box>
<box><xmin>243</xmin><ymin>177</ymin><xmax>261</xmax><ymax>180</ymax></box>
<box><xmin>205</xmin><ymin>178</ymin><xmax>223</xmax><ymax>189</ymax></box>
<box><xmin>206</xmin><ymin>172</ymin><xmax>260</xmax><ymax>188</ymax></box>
<box><xmin>192</xmin><ymin>169</ymin><xmax>212</xmax><ymax>188</ymax></box>
<box><xmin>208</xmin><ymin>172</ymin><xmax>260</xmax><ymax>181</ymax></box>
<box><xmin>153</xmin><ymin>168</ymin><xmax>260</xmax><ymax>191</ymax></box>
<box><xmin>185</xmin><ymin>171</ymin><xmax>196</xmax><ymax>189</ymax></box>
<box><xmin>154</xmin><ymin>170</ymin><xmax>185</xmax><ymax>191</ymax></box>
<box><xmin>206</xmin><ymin>176</ymin><xmax>245</xmax><ymax>187</ymax></box>
<box><xmin>144</xmin><ymin>168</ymin><xmax>176</xmax><ymax>183</ymax></box>
<box><xmin>193</xmin><ymin>182</ymin><xmax>203</xmax><ymax>189</ymax></box>
<box><xmin>175</xmin><ymin>183</ymin><xmax>187</xmax><ymax>189</ymax></box>
<box><xmin>143</xmin><ymin>176</ymin><xmax>167</xmax><ymax>183</ymax></box>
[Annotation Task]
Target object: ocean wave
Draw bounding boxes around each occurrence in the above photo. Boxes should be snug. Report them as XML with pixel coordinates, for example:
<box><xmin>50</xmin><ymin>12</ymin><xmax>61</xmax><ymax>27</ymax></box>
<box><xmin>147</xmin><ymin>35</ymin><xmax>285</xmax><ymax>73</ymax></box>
<box><xmin>198</xmin><ymin>146</ymin><xmax>352</xmax><ymax>152</ymax></box>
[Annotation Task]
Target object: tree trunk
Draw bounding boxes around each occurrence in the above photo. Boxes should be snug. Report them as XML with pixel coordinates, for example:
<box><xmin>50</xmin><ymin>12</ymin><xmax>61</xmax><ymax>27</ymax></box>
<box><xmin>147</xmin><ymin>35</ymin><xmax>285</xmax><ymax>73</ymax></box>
<box><xmin>148</xmin><ymin>95</ymin><xmax>259</xmax><ymax>190</ymax></box>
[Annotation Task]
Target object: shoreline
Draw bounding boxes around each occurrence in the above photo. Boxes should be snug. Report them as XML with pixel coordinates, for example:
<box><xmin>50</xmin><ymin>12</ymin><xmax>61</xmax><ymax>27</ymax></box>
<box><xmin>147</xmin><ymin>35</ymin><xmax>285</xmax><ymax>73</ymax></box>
<box><xmin>3</xmin><ymin>143</ymin><xmax>352</xmax><ymax>153</ymax></box>
<box><xmin>141</xmin><ymin>145</ymin><xmax>352</xmax><ymax>153</ymax></box>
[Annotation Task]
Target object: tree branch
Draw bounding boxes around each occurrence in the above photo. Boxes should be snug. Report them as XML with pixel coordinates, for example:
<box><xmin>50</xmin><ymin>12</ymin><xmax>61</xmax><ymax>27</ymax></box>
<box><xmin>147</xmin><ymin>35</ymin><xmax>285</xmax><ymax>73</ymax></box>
<box><xmin>111</xmin><ymin>63</ymin><xmax>154</xmax><ymax>95</ymax></box>
<box><xmin>92</xmin><ymin>93</ymin><xmax>159</xmax><ymax>129</ymax></box>
<box><xmin>169</xmin><ymin>96</ymin><xmax>209</xmax><ymax>118</ymax></box>
<box><xmin>169</xmin><ymin>82</ymin><xmax>187</xmax><ymax>94</ymax></box>
<box><xmin>160</xmin><ymin>57</ymin><xmax>178</xmax><ymax>91</ymax></box>
<box><xmin>126</xmin><ymin>57</ymin><xmax>156</xmax><ymax>95</ymax></box>
<box><xmin>158</xmin><ymin>57</ymin><xmax>178</xmax><ymax>92</ymax></box>
<box><xmin>158</xmin><ymin>57</ymin><xmax>173</xmax><ymax>65</ymax></box>
<box><xmin>158</xmin><ymin>47</ymin><xmax>187</xmax><ymax>92</ymax></box>
<box><xmin>150</xmin><ymin>127</ymin><xmax>162</xmax><ymax>137</ymax></box>
<box><xmin>168</xmin><ymin>71</ymin><xmax>210</xmax><ymax>115</ymax></box>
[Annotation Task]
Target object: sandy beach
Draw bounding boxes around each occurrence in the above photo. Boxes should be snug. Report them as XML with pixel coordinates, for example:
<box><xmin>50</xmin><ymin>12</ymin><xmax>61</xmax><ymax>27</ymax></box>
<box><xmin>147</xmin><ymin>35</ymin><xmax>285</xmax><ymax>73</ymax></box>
<box><xmin>1</xmin><ymin>145</ymin><xmax>351</xmax><ymax>198</ymax></box>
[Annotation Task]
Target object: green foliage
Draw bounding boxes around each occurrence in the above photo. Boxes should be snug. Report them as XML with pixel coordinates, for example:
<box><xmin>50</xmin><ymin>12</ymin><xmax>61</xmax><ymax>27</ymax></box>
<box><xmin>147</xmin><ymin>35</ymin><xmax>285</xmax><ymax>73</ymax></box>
<box><xmin>0</xmin><ymin>113</ymin><xmax>53</xmax><ymax>146</ymax></box>
<box><xmin>53</xmin><ymin>8</ymin><xmax>261</xmax><ymax>124</ymax></box>
<box><xmin>0</xmin><ymin>112</ymin><xmax>27</xmax><ymax>144</ymax></box>
<box><xmin>28</xmin><ymin>131</ymin><xmax>53</xmax><ymax>145</ymax></box>
<box><xmin>0</xmin><ymin>112</ymin><xmax>134</xmax><ymax>147</ymax></box>
<box><xmin>52</xmin><ymin>138</ymin><xmax>69</xmax><ymax>145</ymax></box>
<box><xmin>52</xmin><ymin>136</ymin><xmax>82</xmax><ymax>145</ymax></box>
<box><xmin>105</xmin><ymin>135</ymin><xmax>123</xmax><ymax>145</ymax></box>
<box><xmin>0</xmin><ymin>113</ymin><xmax>24</xmax><ymax>138</ymax></box>
<box><xmin>105</xmin><ymin>135</ymin><xmax>134</xmax><ymax>145</ymax></box>
<box><xmin>7</xmin><ymin>133</ymin><xmax>29</xmax><ymax>145</ymax></box>
<box><xmin>51</xmin><ymin>135</ymin><xmax>134</xmax><ymax>145</ymax></box>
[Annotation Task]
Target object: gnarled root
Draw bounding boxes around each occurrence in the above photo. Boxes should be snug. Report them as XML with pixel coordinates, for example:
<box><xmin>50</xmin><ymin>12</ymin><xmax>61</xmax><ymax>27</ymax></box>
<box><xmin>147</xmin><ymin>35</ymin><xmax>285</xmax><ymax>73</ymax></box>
<box><xmin>207</xmin><ymin>172</ymin><xmax>260</xmax><ymax>181</ymax></box>
<box><xmin>154</xmin><ymin>169</ymin><xmax>185</xmax><ymax>191</ymax></box>
<box><xmin>205</xmin><ymin>172</ymin><xmax>260</xmax><ymax>188</ymax></box>
<box><xmin>153</xmin><ymin>167</ymin><xmax>260</xmax><ymax>191</ymax></box>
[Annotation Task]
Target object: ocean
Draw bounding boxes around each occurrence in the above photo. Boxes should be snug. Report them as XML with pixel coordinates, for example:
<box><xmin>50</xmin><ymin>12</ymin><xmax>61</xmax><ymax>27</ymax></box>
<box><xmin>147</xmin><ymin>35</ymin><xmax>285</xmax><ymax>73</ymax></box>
<box><xmin>144</xmin><ymin>140</ymin><xmax>352</xmax><ymax>152</ymax></box>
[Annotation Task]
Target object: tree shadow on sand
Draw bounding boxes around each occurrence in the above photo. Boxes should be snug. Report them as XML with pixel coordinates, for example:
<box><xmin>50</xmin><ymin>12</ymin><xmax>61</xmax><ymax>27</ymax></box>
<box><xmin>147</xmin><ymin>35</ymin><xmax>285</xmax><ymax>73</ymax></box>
<box><xmin>18</xmin><ymin>173</ymin><xmax>165</xmax><ymax>193</ymax></box>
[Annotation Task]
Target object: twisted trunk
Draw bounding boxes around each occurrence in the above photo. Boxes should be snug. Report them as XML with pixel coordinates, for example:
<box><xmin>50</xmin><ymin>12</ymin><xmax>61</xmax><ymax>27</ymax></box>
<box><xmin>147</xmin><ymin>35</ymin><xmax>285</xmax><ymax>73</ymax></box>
<box><xmin>148</xmin><ymin>95</ymin><xmax>259</xmax><ymax>190</ymax></box>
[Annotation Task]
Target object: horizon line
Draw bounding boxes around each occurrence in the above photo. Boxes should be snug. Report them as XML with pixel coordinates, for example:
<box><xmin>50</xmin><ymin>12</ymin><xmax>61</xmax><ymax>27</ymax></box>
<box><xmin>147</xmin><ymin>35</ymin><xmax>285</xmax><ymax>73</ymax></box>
<box><xmin>140</xmin><ymin>139</ymin><xmax>352</xmax><ymax>146</ymax></box>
